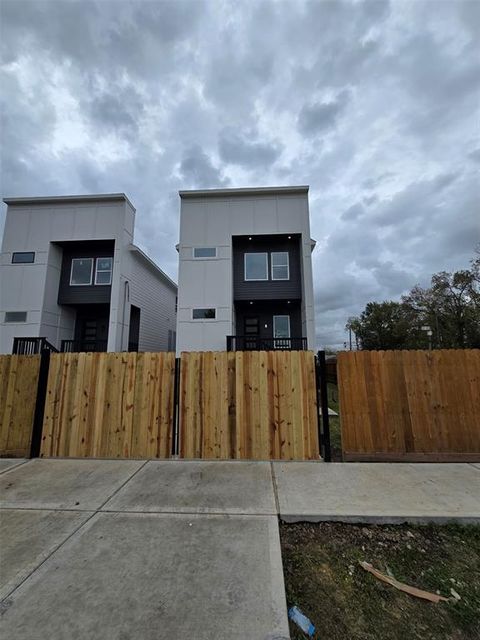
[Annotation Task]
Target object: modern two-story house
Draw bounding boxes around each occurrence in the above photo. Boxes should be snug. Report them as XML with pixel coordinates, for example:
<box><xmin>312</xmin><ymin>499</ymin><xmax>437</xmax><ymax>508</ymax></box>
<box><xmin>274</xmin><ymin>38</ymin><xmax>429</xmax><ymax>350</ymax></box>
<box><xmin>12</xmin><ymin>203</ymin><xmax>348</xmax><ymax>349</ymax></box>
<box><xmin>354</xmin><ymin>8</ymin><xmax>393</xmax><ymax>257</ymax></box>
<box><xmin>176</xmin><ymin>186</ymin><xmax>316</xmax><ymax>353</ymax></box>
<box><xmin>0</xmin><ymin>194</ymin><xmax>177</xmax><ymax>354</ymax></box>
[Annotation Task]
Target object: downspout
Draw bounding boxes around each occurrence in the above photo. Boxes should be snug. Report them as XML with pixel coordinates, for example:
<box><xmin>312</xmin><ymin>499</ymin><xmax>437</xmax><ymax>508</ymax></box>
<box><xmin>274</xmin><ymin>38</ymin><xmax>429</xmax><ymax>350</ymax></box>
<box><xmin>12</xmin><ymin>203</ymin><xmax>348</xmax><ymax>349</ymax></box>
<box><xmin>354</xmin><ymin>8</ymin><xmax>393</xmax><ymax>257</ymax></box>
<box><xmin>120</xmin><ymin>280</ymin><xmax>130</xmax><ymax>351</ymax></box>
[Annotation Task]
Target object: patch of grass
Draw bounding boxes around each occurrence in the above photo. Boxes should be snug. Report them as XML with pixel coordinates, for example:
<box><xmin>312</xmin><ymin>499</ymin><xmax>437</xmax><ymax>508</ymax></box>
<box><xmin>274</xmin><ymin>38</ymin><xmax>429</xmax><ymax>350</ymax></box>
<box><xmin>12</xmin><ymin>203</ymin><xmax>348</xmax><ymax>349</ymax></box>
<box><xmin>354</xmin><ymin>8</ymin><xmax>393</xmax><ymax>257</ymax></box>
<box><xmin>326</xmin><ymin>383</ymin><xmax>342</xmax><ymax>461</ymax></box>
<box><xmin>281</xmin><ymin>522</ymin><xmax>480</xmax><ymax>640</ymax></box>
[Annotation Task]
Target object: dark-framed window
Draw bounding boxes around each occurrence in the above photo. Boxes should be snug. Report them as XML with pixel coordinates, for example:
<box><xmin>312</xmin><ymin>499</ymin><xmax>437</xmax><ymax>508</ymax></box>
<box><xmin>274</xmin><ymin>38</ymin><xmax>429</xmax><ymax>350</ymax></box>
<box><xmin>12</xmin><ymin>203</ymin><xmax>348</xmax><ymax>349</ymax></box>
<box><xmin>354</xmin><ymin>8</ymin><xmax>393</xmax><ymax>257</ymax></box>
<box><xmin>244</xmin><ymin>252</ymin><xmax>268</xmax><ymax>281</ymax></box>
<box><xmin>12</xmin><ymin>252</ymin><xmax>35</xmax><ymax>264</ymax></box>
<box><xmin>70</xmin><ymin>258</ymin><xmax>94</xmax><ymax>286</ymax></box>
<box><xmin>193</xmin><ymin>247</ymin><xmax>217</xmax><ymax>258</ymax></box>
<box><xmin>5</xmin><ymin>311</ymin><xmax>27</xmax><ymax>323</ymax></box>
<box><xmin>192</xmin><ymin>308</ymin><xmax>216</xmax><ymax>319</ymax></box>
<box><xmin>95</xmin><ymin>257</ymin><xmax>113</xmax><ymax>285</ymax></box>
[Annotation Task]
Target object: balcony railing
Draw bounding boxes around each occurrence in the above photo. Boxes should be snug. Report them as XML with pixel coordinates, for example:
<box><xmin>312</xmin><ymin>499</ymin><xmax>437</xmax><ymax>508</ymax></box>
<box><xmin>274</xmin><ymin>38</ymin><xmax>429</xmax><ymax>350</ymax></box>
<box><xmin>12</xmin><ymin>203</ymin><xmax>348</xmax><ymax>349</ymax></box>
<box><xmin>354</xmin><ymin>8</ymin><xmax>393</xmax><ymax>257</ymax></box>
<box><xmin>60</xmin><ymin>340</ymin><xmax>108</xmax><ymax>353</ymax></box>
<box><xmin>226</xmin><ymin>336</ymin><xmax>308</xmax><ymax>351</ymax></box>
<box><xmin>12</xmin><ymin>337</ymin><xmax>59</xmax><ymax>355</ymax></box>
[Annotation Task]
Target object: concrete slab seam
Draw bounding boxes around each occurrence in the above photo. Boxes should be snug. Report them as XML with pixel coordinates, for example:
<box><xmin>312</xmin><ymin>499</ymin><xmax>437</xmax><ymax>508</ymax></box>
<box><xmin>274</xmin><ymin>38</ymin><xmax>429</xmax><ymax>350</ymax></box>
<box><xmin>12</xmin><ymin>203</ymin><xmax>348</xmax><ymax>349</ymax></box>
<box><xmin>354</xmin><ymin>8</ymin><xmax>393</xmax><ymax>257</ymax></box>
<box><xmin>0</xmin><ymin>460</ymin><xmax>150</xmax><ymax>603</ymax></box>
<box><xmin>94</xmin><ymin>459</ymin><xmax>150</xmax><ymax>512</ymax></box>
<box><xmin>270</xmin><ymin>461</ymin><xmax>280</xmax><ymax>515</ymax></box>
<box><xmin>0</xmin><ymin>460</ymin><xmax>30</xmax><ymax>476</ymax></box>
<box><xmin>0</xmin><ymin>510</ymin><xmax>97</xmax><ymax>603</ymax></box>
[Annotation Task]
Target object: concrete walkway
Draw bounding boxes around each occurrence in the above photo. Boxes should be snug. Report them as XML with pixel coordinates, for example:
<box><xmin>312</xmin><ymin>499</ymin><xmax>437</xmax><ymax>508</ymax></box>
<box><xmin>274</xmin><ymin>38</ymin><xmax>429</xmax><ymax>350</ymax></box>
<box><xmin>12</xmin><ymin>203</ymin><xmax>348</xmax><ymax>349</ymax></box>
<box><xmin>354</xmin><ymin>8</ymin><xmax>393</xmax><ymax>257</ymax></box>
<box><xmin>1</xmin><ymin>459</ymin><xmax>479</xmax><ymax>639</ymax></box>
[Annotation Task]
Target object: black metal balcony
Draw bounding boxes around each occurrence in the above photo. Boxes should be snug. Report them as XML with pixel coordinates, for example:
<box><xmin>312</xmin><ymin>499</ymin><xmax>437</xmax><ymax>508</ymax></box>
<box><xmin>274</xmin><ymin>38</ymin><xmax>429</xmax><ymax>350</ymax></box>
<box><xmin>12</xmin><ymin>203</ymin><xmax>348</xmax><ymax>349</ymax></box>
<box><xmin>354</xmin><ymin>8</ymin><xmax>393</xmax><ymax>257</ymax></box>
<box><xmin>226</xmin><ymin>336</ymin><xmax>308</xmax><ymax>351</ymax></box>
<box><xmin>60</xmin><ymin>339</ymin><xmax>108</xmax><ymax>353</ymax></box>
<box><xmin>12</xmin><ymin>337</ymin><xmax>59</xmax><ymax>354</ymax></box>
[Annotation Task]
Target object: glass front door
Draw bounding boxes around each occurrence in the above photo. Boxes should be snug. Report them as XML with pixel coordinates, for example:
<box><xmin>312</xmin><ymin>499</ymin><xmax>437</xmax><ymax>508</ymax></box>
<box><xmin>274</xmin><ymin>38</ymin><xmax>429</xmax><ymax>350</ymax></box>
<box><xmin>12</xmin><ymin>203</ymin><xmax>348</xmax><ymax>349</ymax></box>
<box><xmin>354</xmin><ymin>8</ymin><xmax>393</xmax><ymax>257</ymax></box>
<box><xmin>273</xmin><ymin>315</ymin><xmax>290</xmax><ymax>348</ymax></box>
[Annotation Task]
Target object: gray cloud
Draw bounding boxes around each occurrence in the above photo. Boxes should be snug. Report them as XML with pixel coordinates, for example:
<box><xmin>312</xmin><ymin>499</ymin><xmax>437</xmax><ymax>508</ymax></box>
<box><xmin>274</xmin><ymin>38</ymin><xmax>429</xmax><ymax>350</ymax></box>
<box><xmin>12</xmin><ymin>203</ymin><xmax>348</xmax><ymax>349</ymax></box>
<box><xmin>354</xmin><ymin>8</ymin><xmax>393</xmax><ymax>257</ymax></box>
<box><xmin>218</xmin><ymin>129</ymin><xmax>283</xmax><ymax>168</ymax></box>
<box><xmin>297</xmin><ymin>90</ymin><xmax>350</xmax><ymax>135</ymax></box>
<box><xmin>1</xmin><ymin>0</ymin><xmax>478</xmax><ymax>349</ymax></box>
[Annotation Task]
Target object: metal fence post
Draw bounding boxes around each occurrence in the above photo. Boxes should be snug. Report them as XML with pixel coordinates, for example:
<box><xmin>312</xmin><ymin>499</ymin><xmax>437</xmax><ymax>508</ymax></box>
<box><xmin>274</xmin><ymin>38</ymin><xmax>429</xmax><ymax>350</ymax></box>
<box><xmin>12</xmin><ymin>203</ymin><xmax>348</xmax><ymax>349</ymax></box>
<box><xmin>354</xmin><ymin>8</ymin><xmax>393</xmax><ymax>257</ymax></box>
<box><xmin>171</xmin><ymin>357</ymin><xmax>181</xmax><ymax>457</ymax></box>
<box><xmin>317</xmin><ymin>350</ymin><xmax>331</xmax><ymax>462</ymax></box>
<box><xmin>29</xmin><ymin>349</ymin><xmax>51</xmax><ymax>458</ymax></box>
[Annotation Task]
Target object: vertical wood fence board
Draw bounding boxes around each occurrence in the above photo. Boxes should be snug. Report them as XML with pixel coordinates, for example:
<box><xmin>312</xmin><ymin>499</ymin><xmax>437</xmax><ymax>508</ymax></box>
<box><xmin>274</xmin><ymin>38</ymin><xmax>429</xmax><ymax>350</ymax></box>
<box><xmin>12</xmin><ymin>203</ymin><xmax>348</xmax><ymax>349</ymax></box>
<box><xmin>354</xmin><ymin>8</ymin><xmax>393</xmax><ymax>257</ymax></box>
<box><xmin>339</xmin><ymin>349</ymin><xmax>480</xmax><ymax>461</ymax></box>
<box><xmin>0</xmin><ymin>355</ymin><xmax>41</xmax><ymax>457</ymax></box>
<box><xmin>41</xmin><ymin>352</ymin><xmax>175</xmax><ymax>459</ymax></box>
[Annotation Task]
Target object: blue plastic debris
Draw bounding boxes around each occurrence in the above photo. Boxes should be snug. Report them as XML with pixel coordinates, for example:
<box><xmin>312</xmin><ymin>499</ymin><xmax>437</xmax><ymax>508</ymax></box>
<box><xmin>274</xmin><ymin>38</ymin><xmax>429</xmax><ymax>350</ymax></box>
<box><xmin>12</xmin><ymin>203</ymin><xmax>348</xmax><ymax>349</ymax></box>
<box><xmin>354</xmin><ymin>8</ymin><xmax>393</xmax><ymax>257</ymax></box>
<box><xmin>288</xmin><ymin>605</ymin><xmax>315</xmax><ymax>637</ymax></box>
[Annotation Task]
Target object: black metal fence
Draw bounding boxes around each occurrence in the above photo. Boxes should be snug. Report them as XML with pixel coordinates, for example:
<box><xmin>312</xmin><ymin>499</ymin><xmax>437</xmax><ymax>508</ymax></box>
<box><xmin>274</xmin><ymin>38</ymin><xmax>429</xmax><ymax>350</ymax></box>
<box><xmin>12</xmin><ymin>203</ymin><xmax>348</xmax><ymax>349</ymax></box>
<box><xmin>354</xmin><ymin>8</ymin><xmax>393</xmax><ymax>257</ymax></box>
<box><xmin>12</xmin><ymin>337</ymin><xmax>58</xmax><ymax>355</ymax></box>
<box><xmin>226</xmin><ymin>335</ymin><xmax>308</xmax><ymax>351</ymax></box>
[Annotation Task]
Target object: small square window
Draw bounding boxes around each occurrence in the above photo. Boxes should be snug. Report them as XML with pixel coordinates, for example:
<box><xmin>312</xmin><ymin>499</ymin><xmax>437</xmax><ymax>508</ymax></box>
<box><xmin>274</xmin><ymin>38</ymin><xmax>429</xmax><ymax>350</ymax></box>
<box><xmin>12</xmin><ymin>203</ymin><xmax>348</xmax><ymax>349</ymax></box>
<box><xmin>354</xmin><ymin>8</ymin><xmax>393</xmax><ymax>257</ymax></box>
<box><xmin>70</xmin><ymin>258</ymin><xmax>93</xmax><ymax>285</ymax></box>
<box><xmin>271</xmin><ymin>252</ymin><xmax>289</xmax><ymax>280</ymax></box>
<box><xmin>245</xmin><ymin>253</ymin><xmax>268</xmax><ymax>281</ymax></box>
<box><xmin>193</xmin><ymin>247</ymin><xmax>216</xmax><ymax>258</ymax></box>
<box><xmin>192</xmin><ymin>308</ymin><xmax>216</xmax><ymax>319</ymax></box>
<box><xmin>12</xmin><ymin>252</ymin><xmax>35</xmax><ymax>264</ymax></box>
<box><xmin>95</xmin><ymin>257</ymin><xmax>113</xmax><ymax>285</ymax></box>
<box><xmin>5</xmin><ymin>311</ymin><xmax>27</xmax><ymax>323</ymax></box>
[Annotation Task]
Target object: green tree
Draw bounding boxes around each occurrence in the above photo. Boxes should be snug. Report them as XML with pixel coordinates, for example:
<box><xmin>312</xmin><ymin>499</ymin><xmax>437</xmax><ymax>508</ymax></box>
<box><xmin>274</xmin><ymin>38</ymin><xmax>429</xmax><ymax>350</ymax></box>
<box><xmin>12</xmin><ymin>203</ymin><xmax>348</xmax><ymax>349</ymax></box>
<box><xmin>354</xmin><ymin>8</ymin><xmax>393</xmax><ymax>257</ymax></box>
<box><xmin>347</xmin><ymin>253</ymin><xmax>480</xmax><ymax>350</ymax></box>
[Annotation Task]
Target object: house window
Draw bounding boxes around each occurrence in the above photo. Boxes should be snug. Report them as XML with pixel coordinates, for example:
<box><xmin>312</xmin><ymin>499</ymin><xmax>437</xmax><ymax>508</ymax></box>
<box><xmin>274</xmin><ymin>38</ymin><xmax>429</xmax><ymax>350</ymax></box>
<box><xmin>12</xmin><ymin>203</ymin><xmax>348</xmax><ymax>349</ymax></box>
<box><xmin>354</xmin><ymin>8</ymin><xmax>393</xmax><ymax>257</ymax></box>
<box><xmin>271</xmin><ymin>252</ymin><xmax>289</xmax><ymax>280</ymax></box>
<box><xmin>70</xmin><ymin>258</ymin><xmax>93</xmax><ymax>285</ymax></box>
<box><xmin>12</xmin><ymin>252</ymin><xmax>35</xmax><ymax>264</ymax></box>
<box><xmin>244</xmin><ymin>253</ymin><xmax>268</xmax><ymax>281</ymax></box>
<box><xmin>5</xmin><ymin>311</ymin><xmax>27</xmax><ymax>323</ymax></box>
<box><xmin>192</xmin><ymin>308</ymin><xmax>216</xmax><ymax>319</ymax></box>
<box><xmin>95</xmin><ymin>257</ymin><xmax>113</xmax><ymax>285</ymax></box>
<box><xmin>193</xmin><ymin>247</ymin><xmax>216</xmax><ymax>258</ymax></box>
<box><xmin>273</xmin><ymin>315</ymin><xmax>291</xmax><ymax>348</ymax></box>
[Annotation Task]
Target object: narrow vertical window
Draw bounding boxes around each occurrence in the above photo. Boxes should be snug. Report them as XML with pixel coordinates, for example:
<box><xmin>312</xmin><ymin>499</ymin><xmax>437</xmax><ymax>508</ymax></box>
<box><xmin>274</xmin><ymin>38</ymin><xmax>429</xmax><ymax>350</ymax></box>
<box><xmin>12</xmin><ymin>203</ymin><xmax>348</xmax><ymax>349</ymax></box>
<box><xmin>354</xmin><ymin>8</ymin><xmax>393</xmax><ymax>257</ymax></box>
<box><xmin>271</xmin><ymin>252</ymin><xmax>289</xmax><ymax>280</ymax></box>
<box><xmin>95</xmin><ymin>257</ymin><xmax>113</xmax><ymax>285</ymax></box>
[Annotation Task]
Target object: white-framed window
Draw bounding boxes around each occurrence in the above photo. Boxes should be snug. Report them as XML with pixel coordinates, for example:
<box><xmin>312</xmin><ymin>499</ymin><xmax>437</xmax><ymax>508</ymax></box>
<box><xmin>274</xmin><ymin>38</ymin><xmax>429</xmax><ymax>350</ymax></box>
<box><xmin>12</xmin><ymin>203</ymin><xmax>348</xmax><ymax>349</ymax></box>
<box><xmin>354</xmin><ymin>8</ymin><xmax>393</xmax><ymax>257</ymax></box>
<box><xmin>271</xmin><ymin>252</ymin><xmax>289</xmax><ymax>280</ymax></box>
<box><xmin>192</xmin><ymin>308</ymin><xmax>216</xmax><ymax>320</ymax></box>
<box><xmin>193</xmin><ymin>247</ymin><xmax>217</xmax><ymax>258</ymax></box>
<box><xmin>244</xmin><ymin>252</ymin><xmax>268</xmax><ymax>281</ymax></box>
<box><xmin>273</xmin><ymin>315</ymin><xmax>290</xmax><ymax>338</ymax></box>
<box><xmin>95</xmin><ymin>257</ymin><xmax>113</xmax><ymax>285</ymax></box>
<box><xmin>70</xmin><ymin>258</ymin><xmax>93</xmax><ymax>285</ymax></box>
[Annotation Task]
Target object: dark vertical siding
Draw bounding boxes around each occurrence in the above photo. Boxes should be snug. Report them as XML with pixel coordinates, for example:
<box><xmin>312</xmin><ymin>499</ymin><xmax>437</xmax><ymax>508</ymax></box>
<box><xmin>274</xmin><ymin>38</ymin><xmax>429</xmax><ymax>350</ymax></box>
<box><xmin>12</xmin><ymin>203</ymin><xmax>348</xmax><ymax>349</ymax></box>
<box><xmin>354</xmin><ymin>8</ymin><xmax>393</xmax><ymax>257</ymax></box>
<box><xmin>232</xmin><ymin>234</ymin><xmax>302</xmax><ymax>301</ymax></box>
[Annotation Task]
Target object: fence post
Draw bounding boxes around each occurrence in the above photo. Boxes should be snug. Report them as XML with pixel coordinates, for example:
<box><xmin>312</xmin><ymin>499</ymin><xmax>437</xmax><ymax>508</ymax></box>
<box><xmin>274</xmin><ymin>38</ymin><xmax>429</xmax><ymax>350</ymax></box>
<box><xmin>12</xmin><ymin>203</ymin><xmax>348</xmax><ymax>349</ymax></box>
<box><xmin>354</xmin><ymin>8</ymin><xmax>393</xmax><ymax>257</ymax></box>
<box><xmin>317</xmin><ymin>350</ymin><xmax>331</xmax><ymax>462</ymax></box>
<box><xmin>171</xmin><ymin>357</ymin><xmax>181</xmax><ymax>457</ymax></box>
<box><xmin>29</xmin><ymin>349</ymin><xmax>51</xmax><ymax>458</ymax></box>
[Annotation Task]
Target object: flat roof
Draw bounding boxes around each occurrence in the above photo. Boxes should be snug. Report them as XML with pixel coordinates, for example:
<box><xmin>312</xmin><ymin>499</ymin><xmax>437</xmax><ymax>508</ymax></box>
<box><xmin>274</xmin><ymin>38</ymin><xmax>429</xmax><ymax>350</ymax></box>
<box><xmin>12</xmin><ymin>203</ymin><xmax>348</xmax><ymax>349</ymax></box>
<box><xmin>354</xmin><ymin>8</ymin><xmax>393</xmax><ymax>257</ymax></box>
<box><xmin>179</xmin><ymin>185</ymin><xmax>309</xmax><ymax>199</ymax></box>
<box><xmin>3</xmin><ymin>193</ymin><xmax>136</xmax><ymax>211</ymax></box>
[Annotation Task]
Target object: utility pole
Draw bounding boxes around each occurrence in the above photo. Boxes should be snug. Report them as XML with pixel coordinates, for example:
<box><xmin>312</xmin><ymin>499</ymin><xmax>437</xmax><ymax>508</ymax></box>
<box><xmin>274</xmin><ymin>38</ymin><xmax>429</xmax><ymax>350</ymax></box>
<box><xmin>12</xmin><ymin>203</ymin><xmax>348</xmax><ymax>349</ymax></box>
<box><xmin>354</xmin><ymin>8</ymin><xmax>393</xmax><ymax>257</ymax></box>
<box><xmin>349</xmin><ymin>327</ymin><xmax>352</xmax><ymax>351</ymax></box>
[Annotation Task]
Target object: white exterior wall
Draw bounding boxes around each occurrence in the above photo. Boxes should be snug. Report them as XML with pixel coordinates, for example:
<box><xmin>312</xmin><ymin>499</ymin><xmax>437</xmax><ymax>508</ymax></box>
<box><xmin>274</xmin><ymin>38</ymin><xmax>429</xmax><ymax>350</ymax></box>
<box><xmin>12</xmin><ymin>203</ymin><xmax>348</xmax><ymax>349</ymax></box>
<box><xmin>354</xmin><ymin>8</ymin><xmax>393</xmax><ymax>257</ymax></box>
<box><xmin>121</xmin><ymin>250</ymin><xmax>177</xmax><ymax>352</ymax></box>
<box><xmin>176</xmin><ymin>189</ymin><xmax>316</xmax><ymax>353</ymax></box>
<box><xmin>0</xmin><ymin>196</ymin><xmax>176</xmax><ymax>354</ymax></box>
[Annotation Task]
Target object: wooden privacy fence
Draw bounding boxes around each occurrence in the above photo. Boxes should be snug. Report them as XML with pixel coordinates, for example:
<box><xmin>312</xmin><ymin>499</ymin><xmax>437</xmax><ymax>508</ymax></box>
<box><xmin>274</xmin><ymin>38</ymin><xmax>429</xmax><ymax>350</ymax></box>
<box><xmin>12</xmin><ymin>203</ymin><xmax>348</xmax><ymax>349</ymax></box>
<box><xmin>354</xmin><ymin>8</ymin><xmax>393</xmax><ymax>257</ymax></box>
<box><xmin>1</xmin><ymin>349</ymin><xmax>320</xmax><ymax>460</ymax></box>
<box><xmin>180</xmin><ymin>350</ymin><xmax>319</xmax><ymax>460</ymax></box>
<box><xmin>338</xmin><ymin>349</ymin><xmax>480</xmax><ymax>462</ymax></box>
<box><xmin>41</xmin><ymin>352</ymin><xmax>175</xmax><ymax>458</ymax></box>
<box><xmin>0</xmin><ymin>355</ymin><xmax>41</xmax><ymax>457</ymax></box>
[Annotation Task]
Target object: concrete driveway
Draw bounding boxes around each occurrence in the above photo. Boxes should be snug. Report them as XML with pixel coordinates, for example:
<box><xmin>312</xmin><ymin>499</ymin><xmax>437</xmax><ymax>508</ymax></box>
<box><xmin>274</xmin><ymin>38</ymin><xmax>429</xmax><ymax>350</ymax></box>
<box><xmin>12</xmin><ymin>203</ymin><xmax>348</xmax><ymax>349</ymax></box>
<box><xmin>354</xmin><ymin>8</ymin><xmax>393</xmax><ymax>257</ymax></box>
<box><xmin>1</xmin><ymin>458</ymin><xmax>479</xmax><ymax>639</ymax></box>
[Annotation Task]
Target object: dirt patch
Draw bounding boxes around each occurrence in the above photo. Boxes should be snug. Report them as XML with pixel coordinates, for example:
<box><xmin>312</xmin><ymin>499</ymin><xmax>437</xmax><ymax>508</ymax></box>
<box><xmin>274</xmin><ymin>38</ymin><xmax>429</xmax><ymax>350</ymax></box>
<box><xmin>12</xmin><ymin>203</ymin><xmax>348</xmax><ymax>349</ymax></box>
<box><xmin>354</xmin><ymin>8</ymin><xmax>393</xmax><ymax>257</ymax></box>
<box><xmin>280</xmin><ymin>522</ymin><xmax>480</xmax><ymax>640</ymax></box>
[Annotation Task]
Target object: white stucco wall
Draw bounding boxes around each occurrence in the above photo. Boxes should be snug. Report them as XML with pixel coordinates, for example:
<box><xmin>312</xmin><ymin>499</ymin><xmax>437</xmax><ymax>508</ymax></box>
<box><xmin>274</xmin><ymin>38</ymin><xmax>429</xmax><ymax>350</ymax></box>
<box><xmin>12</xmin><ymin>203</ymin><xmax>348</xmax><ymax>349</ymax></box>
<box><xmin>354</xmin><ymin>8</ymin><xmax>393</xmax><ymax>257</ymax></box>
<box><xmin>176</xmin><ymin>188</ymin><xmax>316</xmax><ymax>353</ymax></box>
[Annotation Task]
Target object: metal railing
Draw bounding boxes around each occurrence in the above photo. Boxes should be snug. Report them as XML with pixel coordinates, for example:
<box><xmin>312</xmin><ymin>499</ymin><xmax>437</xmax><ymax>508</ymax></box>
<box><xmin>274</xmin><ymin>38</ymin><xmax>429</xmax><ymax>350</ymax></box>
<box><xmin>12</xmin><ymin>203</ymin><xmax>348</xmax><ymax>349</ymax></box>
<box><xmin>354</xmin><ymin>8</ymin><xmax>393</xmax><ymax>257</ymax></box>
<box><xmin>226</xmin><ymin>335</ymin><xmax>308</xmax><ymax>351</ymax></box>
<box><xmin>12</xmin><ymin>337</ymin><xmax>59</xmax><ymax>355</ymax></box>
<box><xmin>60</xmin><ymin>340</ymin><xmax>108</xmax><ymax>353</ymax></box>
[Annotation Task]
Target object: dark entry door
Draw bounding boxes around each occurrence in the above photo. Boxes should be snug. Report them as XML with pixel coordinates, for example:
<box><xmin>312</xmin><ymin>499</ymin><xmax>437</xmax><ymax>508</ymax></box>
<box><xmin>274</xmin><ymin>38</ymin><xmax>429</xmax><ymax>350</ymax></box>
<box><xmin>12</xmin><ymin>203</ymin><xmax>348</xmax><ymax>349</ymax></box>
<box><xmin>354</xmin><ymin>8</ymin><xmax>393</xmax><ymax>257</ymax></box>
<box><xmin>244</xmin><ymin>316</ymin><xmax>260</xmax><ymax>350</ymax></box>
<box><xmin>76</xmin><ymin>314</ymin><xmax>109</xmax><ymax>351</ymax></box>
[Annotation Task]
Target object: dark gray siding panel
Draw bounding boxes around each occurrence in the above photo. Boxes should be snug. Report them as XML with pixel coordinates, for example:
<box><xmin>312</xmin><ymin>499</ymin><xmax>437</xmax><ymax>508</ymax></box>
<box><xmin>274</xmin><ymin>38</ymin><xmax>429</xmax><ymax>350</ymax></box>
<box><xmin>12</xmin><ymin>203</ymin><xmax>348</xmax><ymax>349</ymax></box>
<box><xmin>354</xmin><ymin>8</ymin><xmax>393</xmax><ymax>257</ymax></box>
<box><xmin>232</xmin><ymin>234</ymin><xmax>302</xmax><ymax>301</ymax></box>
<box><xmin>235</xmin><ymin>301</ymin><xmax>303</xmax><ymax>339</ymax></box>
<box><xmin>57</xmin><ymin>240</ymin><xmax>114</xmax><ymax>305</ymax></box>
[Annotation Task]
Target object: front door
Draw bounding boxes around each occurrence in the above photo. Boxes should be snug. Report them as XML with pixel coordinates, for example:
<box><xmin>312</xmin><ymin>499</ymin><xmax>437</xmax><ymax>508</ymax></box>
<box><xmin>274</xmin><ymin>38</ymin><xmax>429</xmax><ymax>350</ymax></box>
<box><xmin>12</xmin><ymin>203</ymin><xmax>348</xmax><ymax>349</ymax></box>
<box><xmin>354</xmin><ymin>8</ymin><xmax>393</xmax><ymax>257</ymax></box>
<box><xmin>273</xmin><ymin>315</ymin><xmax>291</xmax><ymax>349</ymax></box>
<box><xmin>76</xmin><ymin>315</ymin><xmax>109</xmax><ymax>351</ymax></box>
<box><xmin>244</xmin><ymin>316</ymin><xmax>260</xmax><ymax>350</ymax></box>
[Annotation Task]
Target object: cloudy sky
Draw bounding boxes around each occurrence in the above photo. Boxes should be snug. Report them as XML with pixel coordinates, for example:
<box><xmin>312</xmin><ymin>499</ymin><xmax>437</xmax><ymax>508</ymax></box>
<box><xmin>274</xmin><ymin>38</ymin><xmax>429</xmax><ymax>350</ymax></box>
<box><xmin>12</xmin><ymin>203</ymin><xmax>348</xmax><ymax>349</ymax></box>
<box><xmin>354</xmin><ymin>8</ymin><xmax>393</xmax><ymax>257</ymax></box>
<box><xmin>1</xmin><ymin>0</ymin><xmax>479</xmax><ymax>348</ymax></box>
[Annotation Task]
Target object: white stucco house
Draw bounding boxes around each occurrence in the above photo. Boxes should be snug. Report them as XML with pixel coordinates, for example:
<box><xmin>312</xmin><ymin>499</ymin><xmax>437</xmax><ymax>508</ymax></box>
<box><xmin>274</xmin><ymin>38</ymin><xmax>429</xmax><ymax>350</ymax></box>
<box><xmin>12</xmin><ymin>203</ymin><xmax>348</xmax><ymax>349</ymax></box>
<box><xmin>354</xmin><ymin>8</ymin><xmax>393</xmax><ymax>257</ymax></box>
<box><xmin>0</xmin><ymin>194</ymin><xmax>177</xmax><ymax>354</ymax></box>
<box><xmin>176</xmin><ymin>186</ymin><xmax>316</xmax><ymax>353</ymax></box>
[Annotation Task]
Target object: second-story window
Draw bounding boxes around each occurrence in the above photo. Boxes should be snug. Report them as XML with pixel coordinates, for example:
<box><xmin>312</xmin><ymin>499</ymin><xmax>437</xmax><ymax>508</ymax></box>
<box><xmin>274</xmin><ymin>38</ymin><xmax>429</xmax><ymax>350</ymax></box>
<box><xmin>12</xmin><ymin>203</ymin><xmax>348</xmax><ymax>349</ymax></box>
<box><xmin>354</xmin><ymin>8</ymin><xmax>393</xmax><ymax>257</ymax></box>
<box><xmin>70</xmin><ymin>258</ymin><xmax>93</xmax><ymax>285</ymax></box>
<box><xmin>271</xmin><ymin>252</ymin><xmax>289</xmax><ymax>280</ymax></box>
<box><xmin>244</xmin><ymin>252</ymin><xmax>268</xmax><ymax>281</ymax></box>
<box><xmin>193</xmin><ymin>247</ymin><xmax>216</xmax><ymax>258</ymax></box>
<box><xmin>95</xmin><ymin>257</ymin><xmax>113</xmax><ymax>285</ymax></box>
